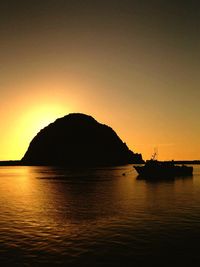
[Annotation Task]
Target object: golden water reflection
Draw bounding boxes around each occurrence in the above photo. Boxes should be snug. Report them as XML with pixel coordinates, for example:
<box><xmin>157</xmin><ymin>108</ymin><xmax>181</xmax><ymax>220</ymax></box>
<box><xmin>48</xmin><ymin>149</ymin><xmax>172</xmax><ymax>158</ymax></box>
<box><xmin>0</xmin><ymin>166</ymin><xmax>199</xmax><ymax>265</ymax></box>
<box><xmin>0</xmin><ymin>166</ymin><xmax>141</xmax><ymax>240</ymax></box>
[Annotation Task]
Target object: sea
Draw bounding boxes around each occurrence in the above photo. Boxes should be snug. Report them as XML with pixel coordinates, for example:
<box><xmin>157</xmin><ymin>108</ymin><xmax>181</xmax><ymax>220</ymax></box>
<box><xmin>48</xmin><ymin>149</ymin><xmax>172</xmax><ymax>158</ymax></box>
<box><xmin>0</xmin><ymin>165</ymin><xmax>200</xmax><ymax>266</ymax></box>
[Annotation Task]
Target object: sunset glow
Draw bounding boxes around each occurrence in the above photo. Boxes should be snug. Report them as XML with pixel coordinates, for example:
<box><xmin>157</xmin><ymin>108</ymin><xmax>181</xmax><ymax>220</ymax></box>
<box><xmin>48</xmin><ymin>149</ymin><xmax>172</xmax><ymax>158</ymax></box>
<box><xmin>0</xmin><ymin>1</ymin><xmax>199</xmax><ymax>161</ymax></box>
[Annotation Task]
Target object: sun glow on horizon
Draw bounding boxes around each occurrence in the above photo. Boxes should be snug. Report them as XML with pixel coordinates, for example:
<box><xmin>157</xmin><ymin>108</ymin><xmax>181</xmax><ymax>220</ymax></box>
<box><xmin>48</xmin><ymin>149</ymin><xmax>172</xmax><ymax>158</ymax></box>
<box><xmin>6</xmin><ymin>103</ymin><xmax>70</xmax><ymax>161</ymax></box>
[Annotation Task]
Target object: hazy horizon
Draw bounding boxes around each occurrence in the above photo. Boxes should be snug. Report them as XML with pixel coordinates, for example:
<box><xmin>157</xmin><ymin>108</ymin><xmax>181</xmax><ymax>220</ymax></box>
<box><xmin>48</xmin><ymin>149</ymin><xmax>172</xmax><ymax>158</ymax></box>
<box><xmin>0</xmin><ymin>1</ymin><xmax>199</xmax><ymax>161</ymax></box>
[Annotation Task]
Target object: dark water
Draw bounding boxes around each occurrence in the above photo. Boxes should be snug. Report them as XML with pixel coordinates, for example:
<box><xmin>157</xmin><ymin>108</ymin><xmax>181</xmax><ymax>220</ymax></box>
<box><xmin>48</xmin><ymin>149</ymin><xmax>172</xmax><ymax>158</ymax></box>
<box><xmin>0</xmin><ymin>165</ymin><xmax>200</xmax><ymax>266</ymax></box>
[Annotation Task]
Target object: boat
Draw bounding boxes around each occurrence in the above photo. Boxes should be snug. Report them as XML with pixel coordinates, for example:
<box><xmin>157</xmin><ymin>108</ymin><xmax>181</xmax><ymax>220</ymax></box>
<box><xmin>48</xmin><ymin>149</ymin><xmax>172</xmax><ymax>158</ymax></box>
<box><xmin>134</xmin><ymin>153</ymin><xmax>193</xmax><ymax>178</ymax></box>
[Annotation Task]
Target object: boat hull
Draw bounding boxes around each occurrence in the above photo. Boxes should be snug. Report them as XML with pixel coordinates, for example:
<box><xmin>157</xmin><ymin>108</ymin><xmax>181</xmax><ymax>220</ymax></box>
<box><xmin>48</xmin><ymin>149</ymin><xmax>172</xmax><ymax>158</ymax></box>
<box><xmin>134</xmin><ymin>165</ymin><xmax>193</xmax><ymax>178</ymax></box>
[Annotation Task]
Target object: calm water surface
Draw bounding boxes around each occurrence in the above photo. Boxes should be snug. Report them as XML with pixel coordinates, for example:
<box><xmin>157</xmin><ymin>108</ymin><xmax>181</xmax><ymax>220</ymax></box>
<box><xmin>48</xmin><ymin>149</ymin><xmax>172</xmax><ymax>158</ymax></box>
<box><xmin>0</xmin><ymin>165</ymin><xmax>200</xmax><ymax>266</ymax></box>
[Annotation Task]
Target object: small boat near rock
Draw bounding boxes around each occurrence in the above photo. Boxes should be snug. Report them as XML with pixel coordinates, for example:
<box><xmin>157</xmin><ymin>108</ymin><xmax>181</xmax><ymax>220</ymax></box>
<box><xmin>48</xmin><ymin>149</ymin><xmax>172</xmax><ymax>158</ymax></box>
<box><xmin>134</xmin><ymin>154</ymin><xmax>193</xmax><ymax>179</ymax></box>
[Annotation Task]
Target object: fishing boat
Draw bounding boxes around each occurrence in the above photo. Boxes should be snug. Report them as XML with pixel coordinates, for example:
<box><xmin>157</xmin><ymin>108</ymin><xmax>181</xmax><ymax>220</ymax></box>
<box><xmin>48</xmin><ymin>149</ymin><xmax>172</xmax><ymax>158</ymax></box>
<box><xmin>134</xmin><ymin>153</ymin><xmax>193</xmax><ymax>178</ymax></box>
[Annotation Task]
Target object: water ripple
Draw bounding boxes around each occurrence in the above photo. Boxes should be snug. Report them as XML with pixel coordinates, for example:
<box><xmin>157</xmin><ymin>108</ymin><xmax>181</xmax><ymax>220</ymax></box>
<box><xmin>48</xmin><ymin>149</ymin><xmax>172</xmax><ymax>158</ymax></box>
<box><xmin>0</xmin><ymin>165</ymin><xmax>200</xmax><ymax>266</ymax></box>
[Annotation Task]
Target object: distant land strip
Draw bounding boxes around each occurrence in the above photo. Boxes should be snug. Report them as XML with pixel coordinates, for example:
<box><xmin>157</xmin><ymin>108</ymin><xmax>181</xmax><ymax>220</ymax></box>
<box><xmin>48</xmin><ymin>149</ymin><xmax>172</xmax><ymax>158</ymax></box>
<box><xmin>0</xmin><ymin>161</ymin><xmax>22</xmax><ymax>166</ymax></box>
<box><xmin>163</xmin><ymin>160</ymin><xmax>200</xmax><ymax>165</ymax></box>
<box><xmin>0</xmin><ymin>160</ymin><xmax>200</xmax><ymax>166</ymax></box>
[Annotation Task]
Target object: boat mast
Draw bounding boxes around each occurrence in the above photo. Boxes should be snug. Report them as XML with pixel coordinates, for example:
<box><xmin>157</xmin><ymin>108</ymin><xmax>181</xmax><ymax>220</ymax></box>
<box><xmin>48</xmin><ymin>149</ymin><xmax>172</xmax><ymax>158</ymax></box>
<box><xmin>151</xmin><ymin>147</ymin><xmax>158</xmax><ymax>161</ymax></box>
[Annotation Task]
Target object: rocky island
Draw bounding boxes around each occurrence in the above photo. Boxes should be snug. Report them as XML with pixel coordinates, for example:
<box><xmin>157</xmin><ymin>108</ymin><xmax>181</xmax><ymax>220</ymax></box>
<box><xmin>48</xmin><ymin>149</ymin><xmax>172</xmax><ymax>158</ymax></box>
<box><xmin>21</xmin><ymin>113</ymin><xmax>143</xmax><ymax>166</ymax></box>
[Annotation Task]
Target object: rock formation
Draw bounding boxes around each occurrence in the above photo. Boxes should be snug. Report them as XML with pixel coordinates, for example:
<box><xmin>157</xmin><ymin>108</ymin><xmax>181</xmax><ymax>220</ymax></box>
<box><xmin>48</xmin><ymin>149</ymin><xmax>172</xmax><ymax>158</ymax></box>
<box><xmin>21</xmin><ymin>113</ymin><xmax>143</xmax><ymax>166</ymax></box>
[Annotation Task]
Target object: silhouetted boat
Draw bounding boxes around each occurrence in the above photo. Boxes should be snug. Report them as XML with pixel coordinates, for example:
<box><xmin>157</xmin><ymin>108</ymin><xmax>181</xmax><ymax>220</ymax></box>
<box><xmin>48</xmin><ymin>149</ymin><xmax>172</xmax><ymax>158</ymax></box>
<box><xmin>134</xmin><ymin>153</ymin><xmax>193</xmax><ymax>178</ymax></box>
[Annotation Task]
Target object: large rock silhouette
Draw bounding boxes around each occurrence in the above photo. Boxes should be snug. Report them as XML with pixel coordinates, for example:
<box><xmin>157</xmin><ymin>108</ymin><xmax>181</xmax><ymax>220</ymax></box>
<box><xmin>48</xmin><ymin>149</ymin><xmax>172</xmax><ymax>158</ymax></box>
<box><xmin>21</xmin><ymin>113</ymin><xmax>143</xmax><ymax>166</ymax></box>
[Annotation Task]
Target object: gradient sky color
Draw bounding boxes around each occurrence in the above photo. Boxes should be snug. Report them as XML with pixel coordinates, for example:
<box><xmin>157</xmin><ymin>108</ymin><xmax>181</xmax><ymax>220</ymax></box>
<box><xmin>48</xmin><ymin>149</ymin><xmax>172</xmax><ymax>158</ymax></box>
<box><xmin>0</xmin><ymin>0</ymin><xmax>199</xmax><ymax>161</ymax></box>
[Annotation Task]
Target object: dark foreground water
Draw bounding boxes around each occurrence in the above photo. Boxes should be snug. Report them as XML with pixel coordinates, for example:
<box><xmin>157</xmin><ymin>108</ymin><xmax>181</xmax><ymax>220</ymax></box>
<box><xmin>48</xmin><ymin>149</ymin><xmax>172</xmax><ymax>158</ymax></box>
<box><xmin>0</xmin><ymin>165</ymin><xmax>200</xmax><ymax>266</ymax></box>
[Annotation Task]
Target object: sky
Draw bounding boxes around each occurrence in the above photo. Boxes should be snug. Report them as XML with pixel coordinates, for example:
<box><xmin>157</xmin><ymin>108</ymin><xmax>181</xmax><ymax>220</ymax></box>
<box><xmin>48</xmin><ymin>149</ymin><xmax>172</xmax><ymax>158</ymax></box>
<box><xmin>0</xmin><ymin>0</ymin><xmax>199</xmax><ymax>161</ymax></box>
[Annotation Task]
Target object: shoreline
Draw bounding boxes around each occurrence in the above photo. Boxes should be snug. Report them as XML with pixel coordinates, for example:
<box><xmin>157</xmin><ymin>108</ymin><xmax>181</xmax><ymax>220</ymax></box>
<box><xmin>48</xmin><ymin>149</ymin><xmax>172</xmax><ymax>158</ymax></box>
<box><xmin>0</xmin><ymin>160</ymin><xmax>200</xmax><ymax>166</ymax></box>
<box><xmin>0</xmin><ymin>161</ymin><xmax>22</xmax><ymax>166</ymax></box>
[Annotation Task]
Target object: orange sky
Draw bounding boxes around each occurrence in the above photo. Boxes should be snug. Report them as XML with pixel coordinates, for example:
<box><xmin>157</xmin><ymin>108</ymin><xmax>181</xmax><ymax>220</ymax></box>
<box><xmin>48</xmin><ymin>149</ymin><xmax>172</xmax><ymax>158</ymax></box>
<box><xmin>0</xmin><ymin>1</ymin><xmax>199</xmax><ymax>161</ymax></box>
